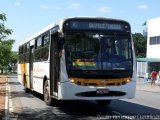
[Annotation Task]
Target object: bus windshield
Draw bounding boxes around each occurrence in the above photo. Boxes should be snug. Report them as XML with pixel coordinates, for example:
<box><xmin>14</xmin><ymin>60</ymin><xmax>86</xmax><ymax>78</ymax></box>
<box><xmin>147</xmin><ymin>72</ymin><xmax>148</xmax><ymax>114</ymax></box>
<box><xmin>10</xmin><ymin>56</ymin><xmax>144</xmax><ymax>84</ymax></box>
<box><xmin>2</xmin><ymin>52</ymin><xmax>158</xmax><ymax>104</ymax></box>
<box><xmin>64</xmin><ymin>32</ymin><xmax>133</xmax><ymax>78</ymax></box>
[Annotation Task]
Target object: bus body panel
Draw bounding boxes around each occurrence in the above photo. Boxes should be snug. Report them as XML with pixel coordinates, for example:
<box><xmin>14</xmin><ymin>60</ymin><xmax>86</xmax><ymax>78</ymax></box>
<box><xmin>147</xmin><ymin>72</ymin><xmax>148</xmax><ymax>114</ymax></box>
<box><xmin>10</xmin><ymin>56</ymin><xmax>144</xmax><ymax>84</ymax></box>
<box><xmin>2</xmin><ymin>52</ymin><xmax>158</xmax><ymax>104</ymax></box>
<box><xmin>18</xmin><ymin>64</ymin><xmax>23</xmax><ymax>85</ymax></box>
<box><xmin>58</xmin><ymin>80</ymin><xmax>136</xmax><ymax>100</ymax></box>
<box><xmin>18</xmin><ymin>63</ymin><xmax>29</xmax><ymax>87</ymax></box>
<box><xmin>32</xmin><ymin>61</ymin><xmax>49</xmax><ymax>94</ymax></box>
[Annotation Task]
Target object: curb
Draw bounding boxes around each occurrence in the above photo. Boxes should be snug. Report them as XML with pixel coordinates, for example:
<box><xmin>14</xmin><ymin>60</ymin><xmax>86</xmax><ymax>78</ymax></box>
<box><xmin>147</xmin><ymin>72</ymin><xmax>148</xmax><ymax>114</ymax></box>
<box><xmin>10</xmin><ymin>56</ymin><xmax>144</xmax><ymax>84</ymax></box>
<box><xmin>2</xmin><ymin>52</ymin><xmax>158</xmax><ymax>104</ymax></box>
<box><xmin>5</xmin><ymin>76</ymin><xmax>9</xmax><ymax>120</ymax></box>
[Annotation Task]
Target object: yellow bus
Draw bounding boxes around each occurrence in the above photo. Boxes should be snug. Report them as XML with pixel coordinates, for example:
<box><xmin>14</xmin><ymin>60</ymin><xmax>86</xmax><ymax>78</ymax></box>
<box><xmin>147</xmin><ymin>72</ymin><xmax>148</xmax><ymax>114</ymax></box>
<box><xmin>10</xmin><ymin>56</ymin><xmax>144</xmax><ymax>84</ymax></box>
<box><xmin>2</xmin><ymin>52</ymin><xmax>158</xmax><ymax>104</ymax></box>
<box><xmin>18</xmin><ymin>17</ymin><xmax>136</xmax><ymax>106</ymax></box>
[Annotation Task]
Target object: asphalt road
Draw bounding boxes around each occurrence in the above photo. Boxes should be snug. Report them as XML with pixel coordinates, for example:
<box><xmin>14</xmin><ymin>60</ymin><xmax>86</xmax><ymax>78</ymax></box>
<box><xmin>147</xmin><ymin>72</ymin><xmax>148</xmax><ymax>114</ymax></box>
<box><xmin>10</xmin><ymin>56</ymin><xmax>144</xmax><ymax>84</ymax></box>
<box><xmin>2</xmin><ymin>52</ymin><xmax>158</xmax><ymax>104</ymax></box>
<box><xmin>6</xmin><ymin>75</ymin><xmax>160</xmax><ymax>120</ymax></box>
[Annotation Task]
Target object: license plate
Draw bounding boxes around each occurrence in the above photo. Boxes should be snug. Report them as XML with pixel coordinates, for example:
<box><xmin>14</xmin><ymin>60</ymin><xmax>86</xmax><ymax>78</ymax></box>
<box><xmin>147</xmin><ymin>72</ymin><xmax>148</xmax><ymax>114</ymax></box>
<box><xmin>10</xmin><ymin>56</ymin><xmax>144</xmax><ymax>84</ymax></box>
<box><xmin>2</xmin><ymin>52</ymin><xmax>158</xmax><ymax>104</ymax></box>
<box><xmin>96</xmin><ymin>89</ymin><xmax>109</xmax><ymax>94</ymax></box>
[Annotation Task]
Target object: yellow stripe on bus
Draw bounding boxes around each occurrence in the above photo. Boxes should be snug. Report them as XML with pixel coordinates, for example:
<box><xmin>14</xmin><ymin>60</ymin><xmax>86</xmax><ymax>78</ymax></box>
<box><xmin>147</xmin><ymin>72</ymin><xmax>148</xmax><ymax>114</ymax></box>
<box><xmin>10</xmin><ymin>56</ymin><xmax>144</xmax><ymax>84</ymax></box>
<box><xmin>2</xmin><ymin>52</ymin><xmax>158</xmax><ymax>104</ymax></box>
<box><xmin>69</xmin><ymin>77</ymin><xmax>131</xmax><ymax>86</ymax></box>
<box><xmin>20</xmin><ymin>63</ymin><xmax>28</xmax><ymax>87</ymax></box>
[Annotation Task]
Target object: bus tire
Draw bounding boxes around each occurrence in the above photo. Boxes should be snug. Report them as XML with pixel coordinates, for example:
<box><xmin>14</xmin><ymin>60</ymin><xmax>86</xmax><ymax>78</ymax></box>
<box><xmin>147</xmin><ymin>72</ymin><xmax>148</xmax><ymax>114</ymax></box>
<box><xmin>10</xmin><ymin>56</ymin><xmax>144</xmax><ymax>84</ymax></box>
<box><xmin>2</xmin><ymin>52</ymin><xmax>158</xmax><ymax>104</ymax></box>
<box><xmin>44</xmin><ymin>80</ymin><xmax>53</xmax><ymax>106</ymax></box>
<box><xmin>24</xmin><ymin>83</ymin><xmax>30</xmax><ymax>93</ymax></box>
<box><xmin>24</xmin><ymin>75</ymin><xmax>30</xmax><ymax>93</ymax></box>
<box><xmin>96</xmin><ymin>100</ymin><xmax>111</xmax><ymax>107</ymax></box>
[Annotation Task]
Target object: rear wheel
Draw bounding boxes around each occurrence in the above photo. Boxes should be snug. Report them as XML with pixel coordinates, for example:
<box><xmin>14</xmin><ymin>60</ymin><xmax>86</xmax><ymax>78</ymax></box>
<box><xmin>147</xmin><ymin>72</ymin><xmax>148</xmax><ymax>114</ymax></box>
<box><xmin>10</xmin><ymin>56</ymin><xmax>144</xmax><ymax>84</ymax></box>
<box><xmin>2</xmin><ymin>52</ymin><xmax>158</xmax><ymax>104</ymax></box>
<box><xmin>24</xmin><ymin>83</ymin><xmax>30</xmax><ymax>93</ymax></box>
<box><xmin>96</xmin><ymin>100</ymin><xmax>111</xmax><ymax>107</ymax></box>
<box><xmin>24</xmin><ymin>75</ymin><xmax>30</xmax><ymax>93</ymax></box>
<box><xmin>44</xmin><ymin>80</ymin><xmax>53</xmax><ymax>106</ymax></box>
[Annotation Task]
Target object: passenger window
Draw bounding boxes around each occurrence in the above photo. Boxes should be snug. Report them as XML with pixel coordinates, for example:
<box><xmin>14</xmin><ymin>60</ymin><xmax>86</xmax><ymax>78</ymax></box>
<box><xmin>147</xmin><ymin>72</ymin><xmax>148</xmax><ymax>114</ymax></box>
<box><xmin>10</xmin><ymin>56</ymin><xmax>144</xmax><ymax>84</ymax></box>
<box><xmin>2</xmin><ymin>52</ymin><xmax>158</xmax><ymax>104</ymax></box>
<box><xmin>36</xmin><ymin>37</ymin><xmax>42</xmax><ymax>49</ymax></box>
<box><xmin>25</xmin><ymin>44</ymin><xmax>27</xmax><ymax>53</ymax></box>
<box><xmin>21</xmin><ymin>46</ymin><xmax>24</xmax><ymax>54</ymax></box>
<box><xmin>26</xmin><ymin>43</ymin><xmax>30</xmax><ymax>52</ymax></box>
<box><xmin>19</xmin><ymin>47</ymin><xmax>21</xmax><ymax>54</ymax></box>
<box><xmin>43</xmin><ymin>34</ymin><xmax>50</xmax><ymax>46</ymax></box>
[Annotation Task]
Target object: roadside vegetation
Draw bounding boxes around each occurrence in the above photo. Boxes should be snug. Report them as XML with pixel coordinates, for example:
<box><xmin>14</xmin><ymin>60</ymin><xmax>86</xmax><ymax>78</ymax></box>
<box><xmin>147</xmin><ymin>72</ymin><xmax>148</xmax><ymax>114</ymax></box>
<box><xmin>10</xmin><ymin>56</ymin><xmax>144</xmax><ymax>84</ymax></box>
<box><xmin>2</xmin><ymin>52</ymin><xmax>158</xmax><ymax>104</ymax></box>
<box><xmin>0</xmin><ymin>13</ymin><xmax>17</xmax><ymax>74</ymax></box>
<box><xmin>132</xmin><ymin>33</ymin><xmax>147</xmax><ymax>58</ymax></box>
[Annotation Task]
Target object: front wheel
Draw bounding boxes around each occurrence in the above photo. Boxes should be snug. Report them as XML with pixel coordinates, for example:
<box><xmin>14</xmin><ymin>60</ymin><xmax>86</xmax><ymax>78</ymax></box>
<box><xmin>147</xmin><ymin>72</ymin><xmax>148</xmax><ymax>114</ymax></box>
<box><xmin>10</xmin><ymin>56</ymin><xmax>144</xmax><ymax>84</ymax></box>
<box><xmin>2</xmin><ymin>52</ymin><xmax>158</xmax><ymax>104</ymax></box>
<box><xmin>44</xmin><ymin>80</ymin><xmax>53</xmax><ymax>106</ymax></box>
<box><xmin>96</xmin><ymin>100</ymin><xmax>111</xmax><ymax>107</ymax></box>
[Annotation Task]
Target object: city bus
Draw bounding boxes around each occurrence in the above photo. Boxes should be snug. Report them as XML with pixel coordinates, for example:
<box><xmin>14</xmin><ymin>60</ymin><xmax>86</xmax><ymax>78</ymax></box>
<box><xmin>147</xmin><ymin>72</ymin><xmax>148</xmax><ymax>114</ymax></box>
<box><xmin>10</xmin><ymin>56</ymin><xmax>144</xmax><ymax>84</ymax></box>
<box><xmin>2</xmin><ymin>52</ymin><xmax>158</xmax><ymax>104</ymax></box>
<box><xmin>18</xmin><ymin>17</ymin><xmax>136</xmax><ymax>106</ymax></box>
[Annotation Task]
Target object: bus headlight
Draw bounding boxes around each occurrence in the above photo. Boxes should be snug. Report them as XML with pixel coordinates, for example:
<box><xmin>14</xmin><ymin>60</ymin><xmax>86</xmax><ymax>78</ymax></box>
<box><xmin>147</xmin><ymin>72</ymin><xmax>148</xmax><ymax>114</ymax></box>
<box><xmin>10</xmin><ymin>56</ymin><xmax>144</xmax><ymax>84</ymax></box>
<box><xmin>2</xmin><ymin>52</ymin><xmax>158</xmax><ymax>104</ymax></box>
<box><xmin>70</xmin><ymin>79</ymin><xmax>75</xmax><ymax>83</ymax></box>
<box><xmin>126</xmin><ymin>79</ymin><xmax>131</xmax><ymax>83</ymax></box>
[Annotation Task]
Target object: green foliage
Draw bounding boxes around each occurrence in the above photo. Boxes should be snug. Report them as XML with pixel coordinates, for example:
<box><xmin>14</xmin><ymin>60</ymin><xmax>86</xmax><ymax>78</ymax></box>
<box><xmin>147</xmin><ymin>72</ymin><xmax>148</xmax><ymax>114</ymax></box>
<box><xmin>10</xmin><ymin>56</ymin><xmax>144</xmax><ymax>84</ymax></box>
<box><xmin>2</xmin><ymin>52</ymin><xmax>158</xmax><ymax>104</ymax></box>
<box><xmin>10</xmin><ymin>51</ymin><xmax>18</xmax><ymax>64</ymax></box>
<box><xmin>0</xmin><ymin>40</ymin><xmax>15</xmax><ymax>69</ymax></box>
<box><xmin>132</xmin><ymin>33</ymin><xmax>147</xmax><ymax>58</ymax></box>
<box><xmin>0</xmin><ymin>13</ymin><xmax>15</xmax><ymax>73</ymax></box>
<box><xmin>0</xmin><ymin>13</ymin><xmax>6</xmax><ymax>21</ymax></box>
<box><xmin>0</xmin><ymin>13</ymin><xmax>12</xmax><ymax>40</ymax></box>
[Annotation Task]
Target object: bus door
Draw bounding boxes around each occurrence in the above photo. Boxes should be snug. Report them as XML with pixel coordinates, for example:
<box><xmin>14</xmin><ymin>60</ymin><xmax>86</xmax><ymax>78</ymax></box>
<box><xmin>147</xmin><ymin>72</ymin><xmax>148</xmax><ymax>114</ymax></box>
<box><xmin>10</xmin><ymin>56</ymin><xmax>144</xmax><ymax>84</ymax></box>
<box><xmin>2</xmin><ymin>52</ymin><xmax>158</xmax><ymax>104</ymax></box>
<box><xmin>50</xmin><ymin>34</ymin><xmax>60</xmax><ymax>95</ymax></box>
<box><xmin>29</xmin><ymin>45</ymin><xmax>34</xmax><ymax>89</ymax></box>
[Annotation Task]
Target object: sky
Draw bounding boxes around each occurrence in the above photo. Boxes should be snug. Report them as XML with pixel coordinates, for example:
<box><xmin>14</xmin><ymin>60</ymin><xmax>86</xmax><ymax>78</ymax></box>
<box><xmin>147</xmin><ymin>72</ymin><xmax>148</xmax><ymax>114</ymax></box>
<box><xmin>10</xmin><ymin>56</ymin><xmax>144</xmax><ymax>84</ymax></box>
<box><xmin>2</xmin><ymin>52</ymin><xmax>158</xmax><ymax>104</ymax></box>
<box><xmin>0</xmin><ymin>0</ymin><xmax>160</xmax><ymax>51</ymax></box>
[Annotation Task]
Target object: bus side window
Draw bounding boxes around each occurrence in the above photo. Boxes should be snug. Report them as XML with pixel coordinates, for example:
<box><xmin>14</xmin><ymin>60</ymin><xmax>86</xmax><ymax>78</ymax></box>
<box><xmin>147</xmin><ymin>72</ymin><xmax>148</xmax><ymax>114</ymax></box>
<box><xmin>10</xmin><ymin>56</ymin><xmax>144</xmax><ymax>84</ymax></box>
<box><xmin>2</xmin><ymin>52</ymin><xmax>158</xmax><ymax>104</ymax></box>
<box><xmin>36</xmin><ymin>37</ymin><xmax>42</xmax><ymax>48</ymax></box>
<box><xmin>18</xmin><ymin>47</ymin><xmax>22</xmax><ymax>63</ymax></box>
<box><xmin>34</xmin><ymin>37</ymin><xmax>42</xmax><ymax>61</ymax></box>
<box><xmin>21</xmin><ymin>46</ymin><xmax>24</xmax><ymax>63</ymax></box>
<box><xmin>41</xmin><ymin>34</ymin><xmax>50</xmax><ymax>60</ymax></box>
<box><xmin>24</xmin><ymin>43</ymin><xmax>30</xmax><ymax>63</ymax></box>
<box><xmin>43</xmin><ymin>34</ymin><xmax>50</xmax><ymax>46</ymax></box>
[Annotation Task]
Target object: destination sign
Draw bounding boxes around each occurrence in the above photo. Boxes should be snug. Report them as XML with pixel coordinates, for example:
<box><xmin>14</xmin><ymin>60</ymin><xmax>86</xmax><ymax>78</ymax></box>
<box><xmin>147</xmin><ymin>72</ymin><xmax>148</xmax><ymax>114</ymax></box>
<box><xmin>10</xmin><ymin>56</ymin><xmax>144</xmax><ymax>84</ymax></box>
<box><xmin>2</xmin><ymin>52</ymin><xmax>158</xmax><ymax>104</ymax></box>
<box><xmin>63</xmin><ymin>20</ymin><xmax>130</xmax><ymax>31</ymax></box>
<box><xmin>88</xmin><ymin>23</ymin><xmax>122</xmax><ymax>30</ymax></box>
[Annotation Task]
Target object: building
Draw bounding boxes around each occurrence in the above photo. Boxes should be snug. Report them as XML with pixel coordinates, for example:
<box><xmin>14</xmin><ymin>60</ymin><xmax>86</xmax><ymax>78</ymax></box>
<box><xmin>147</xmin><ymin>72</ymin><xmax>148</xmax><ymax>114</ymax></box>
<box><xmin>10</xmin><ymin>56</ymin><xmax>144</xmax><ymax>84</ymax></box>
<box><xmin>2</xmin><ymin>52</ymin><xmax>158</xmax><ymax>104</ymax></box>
<box><xmin>147</xmin><ymin>17</ymin><xmax>160</xmax><ymax>58</ymax></box>
<box><xmin>137</xmin><ymin>17</ymin><xmax>160</xmax><ymax>77</ymax></box>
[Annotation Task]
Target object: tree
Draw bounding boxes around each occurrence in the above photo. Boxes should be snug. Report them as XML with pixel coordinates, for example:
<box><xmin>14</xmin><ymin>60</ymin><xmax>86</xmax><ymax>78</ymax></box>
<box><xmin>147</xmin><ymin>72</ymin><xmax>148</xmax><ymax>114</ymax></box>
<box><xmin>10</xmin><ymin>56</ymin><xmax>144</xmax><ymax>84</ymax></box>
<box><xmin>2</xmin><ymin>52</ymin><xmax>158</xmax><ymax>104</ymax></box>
<box><xmin>0</xmin><ymin>13</ymin><xmax>15</xmax><ymax>73</ymax></box>
<box><xmin>132</xmin><ymin>33</ymin><xmax>147</xmax><ymax>58</ymax></box>
<box><xmin>10</xmin><ymin>51</ymin><xmax>18</xmax><ymax>72</ymax></box>
<box><xmin>0</xmin><ymin>13</ymin><xmax>12</xmax><ymax>40</ymax></box>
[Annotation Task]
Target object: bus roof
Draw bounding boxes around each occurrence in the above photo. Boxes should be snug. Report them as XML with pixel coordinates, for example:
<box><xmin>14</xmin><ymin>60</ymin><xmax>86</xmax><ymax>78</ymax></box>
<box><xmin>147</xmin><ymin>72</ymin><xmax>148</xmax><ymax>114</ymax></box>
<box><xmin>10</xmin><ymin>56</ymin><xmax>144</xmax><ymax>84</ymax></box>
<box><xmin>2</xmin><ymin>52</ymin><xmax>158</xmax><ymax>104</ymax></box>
<box><xmin>19</xmin><ymin>16</ymin><xmax>130</xmax><ymax>46</ymax></box>
<box><xmin>19</xmin><ymin>22</ymin><xmax>56</xmax><ymax>46</ymax></box>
